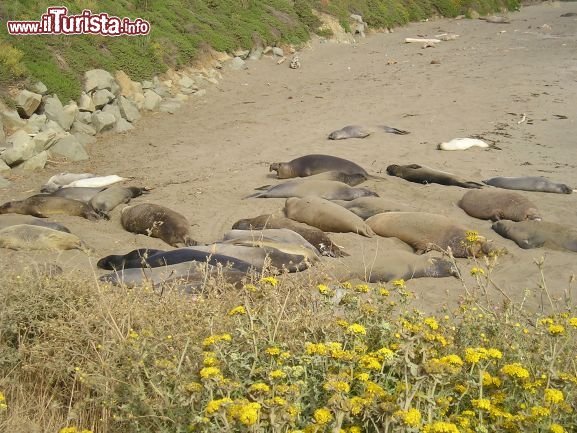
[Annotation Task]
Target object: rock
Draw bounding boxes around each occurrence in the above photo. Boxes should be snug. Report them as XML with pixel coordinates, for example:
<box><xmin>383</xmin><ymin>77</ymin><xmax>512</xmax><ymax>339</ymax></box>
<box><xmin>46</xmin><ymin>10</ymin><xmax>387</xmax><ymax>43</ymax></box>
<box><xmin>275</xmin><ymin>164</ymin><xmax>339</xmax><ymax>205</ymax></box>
<box><xmin>71</xmin><ymin>121</ymin><xmax>96</xmax><ymax>136</ymax></box>
<box><xmin>73</xmin><ymin>132</ymin><xmax>97</xmax><ymax>147</ymax></box>
<box><xmin>103</xmin><ymin>103</ymin><xmax>122</xmax><ymax>122</ymax></box>
<box><xmin>0</xmin><ymin>159</ymin><xmax>10</xmax><ymax>172</ymax></box>
<box><xmin>272</xmin><ymin>47</ymin><xmax>284</xmax><ymax>57</ymax></box>
<box><xmin>76</xmin><ymin>111</ymin><xmax>92</xmax><ymax>124</ymax></box>
<box><xmin>153</xmin><ymin>84</ymin><xmax>171</xmax><ymax>98</ymax></box>
<box><xmin>115</xmin><ymin>70</ymin><xmax>137</xmax><ymax>96</ymax></box>
<box><xmin>1</xmin><ymin>109</ymin><xmax>27</xmax><ymax>132</ymax></box>
<box><xmin>141</xmin><ymin>80</ymin><xmax>154</xmax><ymax>90</ymax></box>
<box><xmin>248</xmin><ymin>45</ymin><xmax>263</xmax><ymax>61</ymax></box>
<box><xmin>228</xmin><ymin>57</ymin><xmax>248</xmax><ymax>70</ymax></box>
<box><xmin>15</xmin><ymin>90</ymin><xmax>42</xmax><ymax>118</ymax></box>
<box><xmin>19</xmin><ymin>150</ymin><xmax>48</xmax><ymax>171</ymax></box>
<box><xmin>62</xmin><ymin>102</ymin><xmax>79</xmax><ymax>130</ymax></box>
<box><xmin>352</xmin><ymin>23</ymin><xmax>366</xmax><ymax>38</ymax></box>
<box><xmin>44</xmin><ymin>95</ymin><xmax>74</xmax><ymax>131</ymax></box>
<box><xmin>32</xmin><ymin>129</ymin><xmax>65</xmax><ymax>152</ymax></box>
<box><xmin>193</xmin><ymin>89</ymin><xmax>207</xmax><ymax>98</ymax></box>
<box><xmin>84</xmin><ymin>69</ymin><xmax>116</xmax><ymax>93</ymax></box>
<box><xmin>469</xmin><ymin>10</ymin><xmax>480</xmax><ymax>19</ymax></box>
<box><xmin>0</xmin><ymin>176</ymin><xmax>10</xmax><ymax>188</ymax></box>
<box><xmin>263</xmin><ymin>46</ymin><xmax>273</xmax><ymax>55</ymax></box>
<box><xmin>23</xmin><ymin>114</ymin><xmax>47</xmax><ymax>134</ymax></box>
<box><xmin>92</xmin><ymin>89</ymin><xmax>115</xmax><ymax>109</ymax></box>
<box><xmin>41</xmin><ymin>120</ymin><xmax>65</xmax><ymax>134</ymax></box>
<box><xmin>143</xmin><ymin>90</ymin><xmax>162</xmax><ymax>111</ymax></box>
<box><xmin>132</xmin><ymin>92</ymin><xmax>145</xmax><ymax>111</ymax></box>
<box><xmin>158</xmin><ymin>99</ymin><xmax>182</xmax><ymax>114</ymax></box>
<box><xmin>180</xmin><ymin>87</ymin><xmax>198</xmax><ymax>95</ymax></box>
<box><xmin>0</xmin><ymin>117</ymin><xmax>4</xmax><ymax>143</ymax></box>
<box><xmin>178</xmin><ymin>75</ymin><xmax>196</xmax><ymax>89</ymax></box>
<box><xmin>117</xmin><ymin>96</ymin><xmax>141</xmax><ymax>122</ymax></box>
<box><xmin>78</xmin><ymin>92</ymin><xmax>96</xmax><ymax>112</ymax></box>
<box><xmin>350</xmin><ymin>14</ymin><xmax>364</xmax><ymax>24</ymax></box>
<box><xmin>50</xmin><ymin>134</ymin><xmax>89</xmax><ymax>161</ymax></box>
<box><xmin>91</xmin><ymin>111</ymin><xmax>117</xmax><ymax>133</ymax></box>
<box><xmin>115</xmin><ymin>118</ymin><xmax>135</xmax><ymax>133</ymax></box>
<box><xmin>31</xmin><ymin>81</ymin><xmax>48</xmax><ymax>95</ymax></box>
<box><xmin>2</xmin><ymin>130</ymin><xmax>35</xmax><ymax>166</ymax></box>
<box><xmin>174</xmin><ymin>93</ymin><xmax>189</xmax><ymax>103</ymax></box>
<box><xmin>233</xmin><ymin>49</ymin><xmax>250</xmax><ymax>59</ymax></box>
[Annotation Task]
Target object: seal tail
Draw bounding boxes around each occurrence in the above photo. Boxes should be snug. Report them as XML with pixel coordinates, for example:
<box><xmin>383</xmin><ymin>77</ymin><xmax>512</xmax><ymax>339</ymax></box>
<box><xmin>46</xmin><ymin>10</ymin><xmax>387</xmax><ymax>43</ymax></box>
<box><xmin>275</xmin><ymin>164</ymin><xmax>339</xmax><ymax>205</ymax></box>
<box><xmin>241</xmin><ymin>192</ymin><xmax>263</xmax><ymax>199</ymax></box>
<box><xmin>254</xmin><ymin>184</ymin><xmax>272</xmax><ymax>191</ymax></box>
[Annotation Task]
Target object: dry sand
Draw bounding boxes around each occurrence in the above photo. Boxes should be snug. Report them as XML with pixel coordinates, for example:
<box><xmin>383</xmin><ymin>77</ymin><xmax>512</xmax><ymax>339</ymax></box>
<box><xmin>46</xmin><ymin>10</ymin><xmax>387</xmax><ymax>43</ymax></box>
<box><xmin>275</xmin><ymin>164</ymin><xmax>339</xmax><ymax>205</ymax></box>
<box><xmin>1</xmin><ymin>2</ymin><xmax>576</xmax><ymax>312</ymax></box>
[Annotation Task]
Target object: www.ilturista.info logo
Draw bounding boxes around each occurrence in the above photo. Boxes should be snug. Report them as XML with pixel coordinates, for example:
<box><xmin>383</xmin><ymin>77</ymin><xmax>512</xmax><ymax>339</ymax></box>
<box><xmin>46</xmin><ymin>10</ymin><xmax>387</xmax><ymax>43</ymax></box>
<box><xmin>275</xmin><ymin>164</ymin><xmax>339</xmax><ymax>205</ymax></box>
<box><xmin>6</xmin><ymin>7</ymin><xmax>151</xmax><ymax>36</ymax></box>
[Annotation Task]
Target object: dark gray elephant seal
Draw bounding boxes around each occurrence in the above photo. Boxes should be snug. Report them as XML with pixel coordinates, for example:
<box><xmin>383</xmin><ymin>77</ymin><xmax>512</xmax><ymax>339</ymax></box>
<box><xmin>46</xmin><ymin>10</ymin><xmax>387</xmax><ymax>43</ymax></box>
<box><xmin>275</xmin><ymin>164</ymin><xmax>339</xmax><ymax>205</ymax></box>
<box><xmin>386</xmin><ymin>164</ymin><xmax>483</xmax><ymax>188</ymax></box>
<box><xmin>0</xmin><ymin>224</ymin><xmax>92</xmax><ymax>252</ymax></box>
<box><xmin>245</xmin><ymin>179</ymin><xmax>378</xmax><ymax>200</ymax></box>
<box><xmin>50</xmin><ymin>186</ymin><xmax>106</xmax><ymax>203</ymax></box>
<box><xmin>90</xmin><ymin>186</ymin><xmax>149</xmax><ymax>213</ymax></box>
<box><xmin>232</xmin><ymin>214</ymin><xmax>347</xmax><ymax>258</ymax></box>
<box><xmin>255</xmin><ymin>171</ymin><xmax>368</xmax><ymax>189</ymax></box>
<box><xmin>366</xmin><ymin>212</ymin><xmax>498</xmax><ymax>258</ymax></box>
<box><xmin>492</xmin><ymin>220</ymin><xmax>577</xmax><ymax>252</ymax></box>
<box><xmin>97</xmin><ymin>248</ymin><xmax>165</xmax><ymax>270</ymax></box>
<box><xmin>328</xmin><ymin>125</ymin><xmax>371</xmax><ymax>140</ymax></box>
<box><xmin>332</xmin><ymin>197</ymin><xmax>408</xmax><ymax>220</ymax></box>
<box><xmin>270</xmin><ymin>154</ymin><xmax>371</xmax><ymax>180</ymax></box>
<box><xmin>459</xmin><ymin>189</ymin><xmax>541</xmax><ymax>222</ymax></box>
<box><xmin>120</xmin><ymin>203</ymin><xmax>197</xmax><ymax>247</ymax></box>
<box><xmin>0</xmin><ymin>196</ymin><xmax>107</xmax><ymax>221</ymax></box>
<box><xmin>482</xmin><ymin>176</ymin><xmax>573</xmax><ymax>194</ymax></box>
<box><xmin>0</xmin><ymin>214</ymin><xmax>70</xmax><ymax>233</ymax></box>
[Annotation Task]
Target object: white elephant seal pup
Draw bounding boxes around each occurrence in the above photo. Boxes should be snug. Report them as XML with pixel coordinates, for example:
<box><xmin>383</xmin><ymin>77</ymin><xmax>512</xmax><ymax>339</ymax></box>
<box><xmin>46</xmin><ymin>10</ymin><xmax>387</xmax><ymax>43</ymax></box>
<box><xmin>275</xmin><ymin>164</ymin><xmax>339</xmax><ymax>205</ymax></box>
<box><xmin>63</xmin><ymin>175</ymin><xmax>129</xmax><ymax>189</ymax></box>
<box><xmin>482</xmin><ymin>176</ymin><xmax>573</xmax><ymax>194</ymax></box>
<box><xmin>41</xmin><ymin>172</ymin><xmax>97</xmax><ymax>192</ymax></box>
<box><xmin>366</xmin><ymin>212</ymin><xmax>498</xmax><ymax>258</ymax></box>
<box><xmin>328</xmin><ymin>125</ymin><xmax>371</xmax><ymax>140</ymax></box>
<box><xmin>438</xmin><ymin>138</ymin><xmax>489</xmax><ymax>151</ymax></box>
<box><xmin>459</xmin><ymin>189</ymin><xmax>541</xmax><ymax>222</ymax></box>
<box><xmin>245</xmin><ymin>179</ymin><xmax>378</xmax><ymax>200</ymax></box>
<box><xmin>0</xmin><ymin>224</ymin><xmax>92</xmax><ymax>252</ymax></box>
<box><xmin>284</xmin><ymin>196</ymin><xmax>375</xmax><ymax>237</ymax></box>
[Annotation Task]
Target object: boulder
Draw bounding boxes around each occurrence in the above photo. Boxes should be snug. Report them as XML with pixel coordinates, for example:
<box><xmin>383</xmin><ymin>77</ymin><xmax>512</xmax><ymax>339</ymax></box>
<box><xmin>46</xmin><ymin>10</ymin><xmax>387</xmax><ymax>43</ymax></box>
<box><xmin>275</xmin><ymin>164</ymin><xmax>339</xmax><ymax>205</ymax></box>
<box><xmin>19</xmin><ymin>150</ymin><xmax>48</xmax><ymax>171</ymax></box>
<box><xmin>62</xmin><ymin>102</ymin><xmax>79</xmax><ymax>129</ymax></box>
<box><xmin>1</xmin><ymin>109</ymin><xmax>27</xmax><ymax>132</ymax></box>
<box><xmin>32</xmin><ymin>129</ymin><xmax>65</xmax><ymax>152</ymax></box>
<box><xmin>103</xmin><ymin>103</ymin><xmax>122</xmax><ymax>122</ymax></box>
<box><xmin>92</xmin><ymin>89</ymin><xmax>115</xmax><ymax>109</ymax></box>
<box><xmin>73</xmin><ymin>132</ymin><xmax>97</xmax><ymax>147</ymax></box>
<box><xmin>41</xmin><ymin>120</ymin><xmax>65</xmax><ymax>134</ymax></box>
<box><xmin>115</xmin><ymin>70</ymin><xmax>144</xmax><ymax>103</ymax></box>
<box><xmin>234</xmin><ymin>49</ymin><xmax>250</xmax><ymax>59</ymax></box>
<box><xmin>76</xmin><ymin>111</ymin><xmax>93</xmax><ymax>124</ymax></box>
<box><xmin>15</xmin><ymin>90</ymin><xmax>42</xmax><ymax>118</ymax></box>
<box><xmin>143</xmin><ymin>90</ymin><xmax>162</xmax><ymax>111</ymax></box>
<box><xmin>1</xmin><ymin>130</ymin><xmax>35</xmax><ymax>166</ymax></box>
<box><xmin>31</xmin><ymin>81</ymin><xmax>48</xmax><ymax>95</ymax></box>
<box><xmin>141</xmin><ymin>80</ymin><xmax>154</xmax><ymax>90</ymax></box>
<box><xmin>71</xmin><ymin>121</ymin><xmax>96</xmax><ymax>136</ymax></box>
<box><xmin>84</xmin><ymin>69</ymin><xmax>116</xmax><ymax>93</ymax></box>
<box><xmin>23</xmin><ymin>114</ymin><xmax>47</xmax><ymax>134</ymax></box>
<box><xmin>44</xmin><ymin>95</ymin><xmax>74</xmax><ymax>131</ymax></box>
<box><xmin>117</xmin><ymin>96</ymin><xmax>141</xmax><ymax>122</ymax></box>
<box><xmin>178</xmin><ymin>75</ymin><xmax>196</xmax><ymax>89</ymax></box>
<box><xmin>158</xmin><ymin>99</ymin><xmax>182</xmax><ymax>114</ymax></box>
<box><xmin>272</xmin><ymin>47</ymin><xmax>284</xmax><ymax>57</ymax></box>
<box><xmin>91</xmin><ymin>111</ymin><xmax>117</xmax><ymax>133</ymax></box>
<box><xmin>115</xmin><ymin>118</ymin><xmax>135</xmax><ymax>133</ymax></box>
<box><xmin>228</xmin><ymin>57</ymin><xmax>248</xmax><ymax>70</ymax></box>
<box><xmin>78</xmin><ymin>92</ymin><xmax>96</xmax><ymax>112</ymax></box>
<box><xmin>50</xmin><ymin>134</ymin><xmax>89</xmax><ymax>161</ymax></box>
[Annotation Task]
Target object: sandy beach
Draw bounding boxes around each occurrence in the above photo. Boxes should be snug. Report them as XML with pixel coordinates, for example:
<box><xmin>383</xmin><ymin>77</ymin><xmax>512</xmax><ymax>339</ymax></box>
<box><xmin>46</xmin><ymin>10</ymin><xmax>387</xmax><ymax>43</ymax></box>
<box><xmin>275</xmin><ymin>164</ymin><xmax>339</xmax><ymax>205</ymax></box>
<box><xmin>1</xmin><ymin>2</ymin><xmax>576</xmax><ymax>312</ymax></box>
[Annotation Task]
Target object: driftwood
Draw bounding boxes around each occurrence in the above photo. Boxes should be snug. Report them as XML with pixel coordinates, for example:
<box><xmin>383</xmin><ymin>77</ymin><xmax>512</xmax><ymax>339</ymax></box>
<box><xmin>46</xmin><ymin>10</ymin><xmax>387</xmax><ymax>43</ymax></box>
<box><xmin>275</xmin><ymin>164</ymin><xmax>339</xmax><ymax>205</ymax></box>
<box><xmin>405</xmin><ymin>38</ymin><xmax>441</xmax><ymax>44</ymax></box>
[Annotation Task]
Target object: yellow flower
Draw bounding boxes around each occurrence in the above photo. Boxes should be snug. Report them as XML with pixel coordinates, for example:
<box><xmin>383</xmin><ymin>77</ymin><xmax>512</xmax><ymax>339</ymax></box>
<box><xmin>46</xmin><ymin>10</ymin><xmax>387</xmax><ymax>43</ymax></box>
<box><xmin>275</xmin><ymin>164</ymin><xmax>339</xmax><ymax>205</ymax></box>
<box><xmin>482</xmin><ymin>372</ymin><xmax>502</xmax><ymax>387</ymax></box>
<box><xmin>392</xmin><ymin>279</ymin><xmax>406</xmax><ymax>289</ymax></box>
<box><xmin>500</xmin><ymin>363</ymin><xmax>530</xmax><ymax>380</ymax></box>
<box><xmin>128</xmin><ymin>328</ymin><xmax>139</xmax><ymax>339</ymax></box>
<box><xmin>202</xmin><ymin>334</ymin><xmax>232</xmax><ymax>347</ymax></box>
<box><xmin>0</xmin><ymin>391</ymin><xmax>6</xmax><ymax>411</ymax></box>
<box><xmin>465</xmin><ymin>230</ymin><xmax>481</xmax><ymax>243</ymax></box>
<box><xmin>358</xmin><ymin>355</ymin><xmax>382</xmax><ymax>370</ymax></box>
<box><xmin>249</xmin><ymin>383</ymin><xmax>270</xmax><ymax>394</ymax></box>
<box><xmin>379</xmin><ymin>287</ymin><xmax>390</xmax><ymax>296</ymax></box>
<box><xmin>203</xmin><ymin>355</ymin><xmax>218</xmax><ymax>366</ymax></box>
<box><xmin>544</xmin><ymin>388</ymin><xmax>564</xmax><ymax>404</ymax></box>
<box><xmin>199</xmin><ymin>367</ymin><xmax>223</xmax><ymax>380</ymax></box>
<box><xmin>306</xmin><ymin>342</ymin><xmax>328</xmax><ymax>356</ymax></box>
<box><xmin>424</xmin><ymin>317</ymin><xmax>439</xmax><ymax>330</ymax></box>
<box><xmin>313</xmin><ymin>407</ymin><xmax>333</xmax><ymax>425</ymax></box>
<box><xmin>569</xmin><ymin>318</ymin><xmax>577</xmax><ymax>328</ymax></box>
<box><xmin>336</xmin><ymin>319</ymin><xmax>349</xmax><ymax>328</ymax></box>
<box><xmin>548</xmin><ymin>324</ymin><xmax>565</xmax><ymax>335</ymax></box>
<box><xmin>440</xmin><ymin>354</ymin><xmax>464</xmax><ymax>366</ymax></box>
<box><xmin>260</xmin><ymin>276</ymin><xmax>278</xmax><ymax>286</ymax></box>
<box><xmin>346</xmin><ymin>323</ymin><xmax>367</xmax><ymax>336</ymax></box>
<box><xmin>470</xmin><ymin>267</ymin><xmax>485</xmax><ymax>276</ymax></box>
<box><xmin>550</xmin><ymin>424</ymin><xmax>566</xmax><ymax>433</ymax></box>
<box><xmin>229</xmin><ymin>401</ymin><xmax>261</xmax><ymax>426</ymax></box>
<box><xmin>374</xmin><ymin>347</ymin><xmax>394</xmax><ymax>361</ymax></box>
<box><xmin>348</xmin><ymin>427</ymin><xmax>362</xmax><ymax>433</ymax></box>
<box><xmin>206</xmin><ymin>397</ymin><xmax>233</xmax><ymax>414</ymax></box>
<box><xmin>422</xmin><ymin>421</ymin><xmax>460</xmax><ymax>433</ymax></box>
<box><xmin>323</xmin><ymin>380</ymin><xmax>350</xmax><ymax>394</ymax></box>
<box><xmin>244</xmin><ymin>283</ymin><xmax>257</xmax><ymax>292</ymax></box>
<box><xmin>317</xmin><ymin>284</ymin><xmax>333</xmax><ymax>295</ymax></box>
<box><xmin>269</xmin><ymin>369</ymin><xmax>287</xmax><ymax>380</ymax></box>
<box><xmin>539</xmin><ymin>318</ymin><xmax>554</xmax><ymax>326</ymax></box>
<box><xmin>472</xmin><ymin>399</ymin><xmax>492</xmax><ymax>410</ymax></box>
<box><xmin>531</xmin><ymin>406</ymin><xmax>551</xmax><ymax>418</ymax></box>
<box><xmin>355</xmin><ymin>372</ymin><xmax>370</xmax><ymax>382</ymax></box>
<box><xmin>349</xmin><ymin>397</ymin><xmax>367</xmax><ymax>415</ymax></box>
<box><xmin>395</xmin><ymin>408</ymin><xmax>422</xmax><ymax>426</ymax></box>
<box><xmin>228</xmin><ymin>305</ymin><xmax>247</xmax><ymax>316</ymax></box>
<box><xmin>265</xmin><ymin>347</ymin><xmax>281</xmax><ymax>356</ymax></box>
<box><xmin>354</xmin><ymin>284</ymin><xmax>370</xmax><ymax>293</ymax></box>
<box><xmin>184</xmin><ymin>382</ymin><xmax>203</xmax><ymax>393</ymax></box>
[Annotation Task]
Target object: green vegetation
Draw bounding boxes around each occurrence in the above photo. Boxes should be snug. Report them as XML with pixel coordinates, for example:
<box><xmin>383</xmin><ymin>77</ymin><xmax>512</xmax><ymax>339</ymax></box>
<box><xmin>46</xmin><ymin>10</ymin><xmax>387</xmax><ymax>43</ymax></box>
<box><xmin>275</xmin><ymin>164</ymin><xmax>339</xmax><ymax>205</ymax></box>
<box><xmin>0</xmin><ymin>251</ymin><xmax>575</xmax><ymax>433</ymax></box>
<box><xmin>0</xmin><ymin>0</ymin><xmax>518</xmax><ymax>103</ymax></box>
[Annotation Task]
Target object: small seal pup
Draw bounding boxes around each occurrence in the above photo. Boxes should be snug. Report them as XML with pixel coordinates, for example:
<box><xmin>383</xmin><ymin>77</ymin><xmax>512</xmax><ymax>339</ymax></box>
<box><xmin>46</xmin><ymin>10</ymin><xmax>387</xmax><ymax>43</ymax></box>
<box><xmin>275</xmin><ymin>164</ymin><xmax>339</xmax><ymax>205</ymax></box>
<box><xmin>270</xmin><ymin>154</ymin><xmax>371</xmax><ymax>180</ymax></box>
<box><xmin>245</xmin><ymin>179</ymin><xmax>378</xmax><ymax>200</ymax></box>
<box><xmin>0</xmin><ymin>224</ymin><xmax>92</xmax><ymax>252</ymax></box>
<box><xmin>482</xmin><ymin>176</ymin><xmax>573</xmax><ymax>194</ymax></box>
<box><xmin>284</xmin><ymin>196</ymin><xmax>375</xmax><ymax>237</ymax></box>
<box><xmin>386</xmin><ymin>164</ymin><xmax>484</xmax><ymax>188</ymax></box>
<box><xmin>232</xmin><ymin>214</ymin><xmax>347</xmax><ymax>257</ymax></box>
<box><xmin>366</xmin><ymin>212</ymin><xmax>497</xmax><ymax>258</ymax></box>
<box><xmin>121</xmin><ymin>203</ymin><xmax>198</xmax><ymax>247</ymax></box>
<box><xmin>332</xmin><ymin>196</ymin><xmax>407</xmax><ymax>219</ymax></box>
<box><xmin>0</xmin><ymin>214</ymin><xmax>70</xmax><ymax>233</ymax></box>
<box><xmin>328</xmin><ymin>125</ymin><xmax>371</xmax><ymax>140</ymax></box>
<box><xmin>459</xmin><ymin>189</ymin><xmax>541</xmax><ymax>222</ymax></box>
<box><xmin>492</xmin><ymin>220</ymin><xmax>577</xmax><ymax>252</ymax></box>
<box><xmin>90</xmin><ymin>186</ymin><xmax>150</xmax><ymax>213</ymax></box>
<box><xmin>41</xmin><ymin>172</ymin><xmax>97</xmax><ymax>192</ymax></box>
<box><xmin>0</xmin><ymin>196</ymin><xmax>106</xmax><ymax>220</ymax></box>
<box><xmin>49</xmin><ymin>186</ymin><xmax>107</xmax><ymax>203</ymax></box>
<box><xmin>63</xmin><ymin>175</ymin><xmax>129</xmax><ymax>189</ymax></box>
<box><xmin>438</xmin><ymin>138</ymin><xmax>489</xmax><ymax>151</ymax></box>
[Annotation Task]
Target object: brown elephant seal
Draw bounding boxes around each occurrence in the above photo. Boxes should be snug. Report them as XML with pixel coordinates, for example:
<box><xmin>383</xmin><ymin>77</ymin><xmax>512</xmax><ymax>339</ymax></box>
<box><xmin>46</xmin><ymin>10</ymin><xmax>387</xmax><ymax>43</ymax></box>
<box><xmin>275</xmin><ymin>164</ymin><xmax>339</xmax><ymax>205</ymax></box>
<box><xmin>366</xmin><ymin>212</ymin><xmax>497</xmax><ymax>258</ymax></box>
<box><xmin>270</xmin><ymin>154</ymin><xmax>371</xmax><ymax>180</ymax></box>
<box><xmin>0</xmin><ymin>196</ymin><xmax>107</xmax><ymax>221</ymax></box>
<box><xmin>90</xmin><ymin>186</ymin><xmax>149</xmax><ymax>213</ymax></box>
<box><xmin>0</xmin><ymin>224</ymin><xmax>92</xmax><ymax>252</ymax></box>
<box><xmin>50</xmin><ymin>186</ymin><xmax>107</xmax><ymax>203</ymax></box>
<box><xmin>255</xmin><ymin>171</ymin><xmax>368</xmax><ymax>189</ymax></box>
<box><xmin>459</xmin><ymin>189</ymin><xmax>541</xmax><ymax>222</ymax></box>
<box><xmin>121</xmin><ymin>203</ymin><xmax>197</xmax><ymax>247</ymax></box>
<box><xmin>245</xmin><ymin>179</ymin><xmax>378</xmax><ymax>200</ymax></box>
<box><xmin>332</xmin><ymin>197</ymin><xmax>408</xmax><ymax>220</ymax></box>
<box><xmin>284</xmin><ymin>196</ymin><xmax>375</xmax><ymax>237</ymax></box>
<box><xmin>223</xmin><ymin>228</ymin><xmax>320</xmax><ymax>255</ymax></box>
<box><xmin>328</xmin><ymin>125</ymin><xmax>371</xmax><ymax>140</ymax></box>
<box><xmin>0</xmin><ymin>214</ymin><xmax>70</xmax><ymax>233</ymax></box>
<box><xmin>386</xmin><ymin>164</ymin><xmax>483</xmax><ymax>189</ymax></box>
<box><xmin>232</xmin><ymin>214</ymin><xmax>347</xmax><ymax>257</ymax></box>
<box><xmin>492</xmin><ymin>220</ymin><xmax>577</xmax><ymax>252</ymax></box>
<box><xmin>482</xmin><ymin>176</ymin><xmax>573</xmax><ymax>194</ymax></box>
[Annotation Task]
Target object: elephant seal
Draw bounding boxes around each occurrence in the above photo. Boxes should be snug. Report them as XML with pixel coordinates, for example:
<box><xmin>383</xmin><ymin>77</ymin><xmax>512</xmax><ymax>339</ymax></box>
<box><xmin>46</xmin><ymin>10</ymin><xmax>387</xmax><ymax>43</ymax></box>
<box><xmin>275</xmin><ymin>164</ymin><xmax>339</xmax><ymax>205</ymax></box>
<box><xmin>255</xmin><ymin>171</ymin><xmax>368</xmax><ymax>189</ymax></box>
<box><xmin>120</xmin><ymin>203</ymin><xmax>197</xmax><ymax>247</ymax></box>
<box><xmin>49</xmin><ymin>187</ymin><xmax>107</xmax><ymax>203</ymax></box>
<box><xmin>284</xmin><ymin>196</ymin><xmax>375</xmax><ymax>237</ymax></box>
<box><xmin>366</xmin><ymin>212</ymin><xmax>497</xmax><ymax>258</ymax></box>
<box><xmin>63</xmin><ymin>175</ymin><xmax>129</xmax><ymax>189</ymax></box>
<box><xmin>561</xmin><ymin>13</ymin><xmax>577</xmax><ymax>17</ymax></box>
<box><xmin>245</xmin><ymin>179</ymin><xmax>378</xmax><ymax>200</ymax></box>
<box><xmin>270</xmin><ymin>154</ymin><xmax>371</xmax><ymax>180</ymax></box>
<box><xmin>459</xmin><ymin>189</ymin><xmax>541</xmax><ymax>222</ymax></box>
<box><xmin>232</xmin><ymin>214</ymin><xmax>347</xmax><ymax>257</ymax></box>
<box><xmin>328</xmin><ymin>125</ymin><xmax>371</xmax><ymax>140</ymax></box>
<box><xmin>386</xmin><ymin>164</ymin><xmax>484</xmax><ymax>188</ymax></box>
<box><xmin>492</xmin><ymin>220</ymin><xmax>577</xmax><ymax>252</ymax></box>
<box><xmin>479</xmin><ymin>15</ymin><xmax>510</xmax><ymax>23</ymax></box>
<box><xmin>90</xmin><ymin>186</ymin><xmax>149</xmax><ymax>213</ymax></box>
<box><xmin>438</xmin><ymin>138</ymin><xmax>489</xmax><ymax>151</ymax></box>
<box><xmin>0</xmin><ymin>196</ymin><xmax>107</xmax><ymax>220</ymax></box>
<box><xmin>332</xmin><ymin>197</ymin><xmax>407</xmax><ymax>220</ymax></box>
<box><xmin>97</xmin><ymin>248</ymin><xmax>254</xmax><ymax>271</ymax></box>
<box><xmin>0</xmin><ymin>214</ymin><xmax>70</xmax><ymax>233</ymax></box>
<box><xmin>0</xmin><ymin>224</ymin><xmax>92</xmax><ymax>252</ymax></box>
<box><xmin>223</xmin><ymin>228</ymin><xmax>320</xmax><ymax>255</ymax></box>
<box><xmin>41</xmin><ymin>172</ymin><xmax>97</xmax><ymax>192</ymax></box>
<box><xmin>482</xmin><ymin>176</ymin><xmax>573</xmax><ymax>194</ymax></box>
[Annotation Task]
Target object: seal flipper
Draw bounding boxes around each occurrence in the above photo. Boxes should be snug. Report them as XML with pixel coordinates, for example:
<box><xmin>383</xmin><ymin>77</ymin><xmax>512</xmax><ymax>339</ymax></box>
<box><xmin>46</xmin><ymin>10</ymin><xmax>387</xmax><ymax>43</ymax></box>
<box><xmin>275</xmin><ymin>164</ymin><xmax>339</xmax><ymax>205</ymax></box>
<box><xmin>459</xmin><ymin>181</ymin><xmax>484</xmax><ymax>189</ymax></box>
<box><xmin>254</xmin><ymin>184</ymin><xmax>272</xmax><ymax>191</ymax></box>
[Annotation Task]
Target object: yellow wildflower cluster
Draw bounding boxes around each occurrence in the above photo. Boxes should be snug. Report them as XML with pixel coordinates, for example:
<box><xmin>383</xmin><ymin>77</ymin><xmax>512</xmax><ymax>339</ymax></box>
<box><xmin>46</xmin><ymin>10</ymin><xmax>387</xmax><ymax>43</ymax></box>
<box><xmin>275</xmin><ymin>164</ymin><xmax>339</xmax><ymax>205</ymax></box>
<box><xmin>470</xmin><ymin>266</ymin><xmax>485</xmax><ymax>276</ymax></box>
<box><xmin>206</xmin><ymin>397</ymin><xmax>233</xmax><ymax>414</ymax></box>
<box><xmin>550</xmin><ymin>424</ymin><xmax>566</xmax><ymax>433</ymax></box>
<box><xmin>249</xmin><ymin>382</ymin><xmax>270</xmax><ymax>394</ymax></box>
<box><xmin>354</xmin><ymin>284</ymin><xmax>370</xmax><ymax>293</ymax></box>
<box><xmin>472</xmin><ymin>398</ymin><xmax>492</xmax><ymax>410</ymax></box>
<box><xmin>424</xmin><ymin>317</ymin><xmax>439</xmax><ymax>330</ymax></box>
<box><xmin>346</xmin><ymin>323</ymin><xmax>367</xmax><ymax>336</ymax></box>
<box><xmin>531</xmin><ymin>405</ymin><xmax>551</xmax><ymax>418</ymax></box>
<box><xmin>0</xmin><ymin>391</ymin><xmax>6</xmax><ymax>411</ymax></box>
<box><xmin>422</xmin><ymin>421</ymin><xmax>460</xmax><ymax>433</ymax></box>
<box><xmin>228</xmin><ymin>400</ymin><xmax>261</xmax><ymax>426</ymax></box>
<box><xmin>313</xmin><ymin>407</ymin><xmax>333</xmax><ymax>425</ymax></box>
<box><xmin>199</xmin><ymin>366</ymin><xmax>223</xmax><ymax>380</ymax></box>
<box><xmin>202</xmin><ymin>333</ymin><xmax>232</xmax><ymax>347</ymax></box>
<box><xmin>392</xmin><ymin>279</ymin><xmax>406</xmax><ymax>289</ymax></box>
<box><xmin>317</xmin><ymin>284</ymin><xmax>333</xmax><ymax>296</ymax></box>
<box><xmin>265</xmin><ymin>346</ymin><xmax>281</xmax><ymax>356</ymax></box>
<box><xmin>482</xmin><ymin>371</ymin><xmax>502</xmax><ymax>387</ymax></box>
<box><xmin>464</xmin><ymin>347</ymin><xmax>502</xmax><ymax>364</ymax></box>
<box><xmin>394</xmin><ymin>408</ymin><xmax>422</xmax><ymax>426</ymax></box>
<box><xmin>544</xmin><ymin>388</ymin><xmax>564</xmax><ymax>404</ymax></box>
<box><xmin>228</xmin><ymin>305</ymin><xmax>247</xmax><ymax>316</ymax></box>
<box><xmin>323</xmin><ymin>377</ymin><xmax>351</xmax><ymax>394</ymax></box>
<box><xmin>59</xmin><ymin>429</ymin><xmax>93</xmax><ymax>433</ymax></box>
<box><xmin>357</xmin><ymin>354</ymin><xmax>381</xmax><ymax>370</ymax></box>
<box><xmin>259</xmin><ymin>276</ymin><xmax>278</xmax><ymax>287</ymax></box>
<box><xmin>500</xmin><ymin>363</ymin><xmax>530</xmax><ymax>380</ymax></box>
<box><xmin>465</xmin><ymin>230</ymin><xmax>481</xmax><ymax>243</ymax></box>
